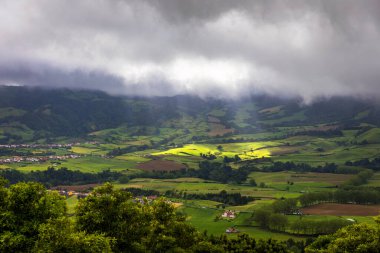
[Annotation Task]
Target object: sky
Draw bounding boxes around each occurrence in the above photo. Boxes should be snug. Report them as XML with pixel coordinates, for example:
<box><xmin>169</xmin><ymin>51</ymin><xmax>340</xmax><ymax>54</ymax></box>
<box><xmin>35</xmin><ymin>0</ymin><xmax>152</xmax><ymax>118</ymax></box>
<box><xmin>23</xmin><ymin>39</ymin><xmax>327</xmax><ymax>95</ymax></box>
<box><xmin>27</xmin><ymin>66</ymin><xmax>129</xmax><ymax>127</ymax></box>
<box><xmin>1</xmin><ymin>0</ymin><xmax>380</xmax><ymax>102</ymax></box>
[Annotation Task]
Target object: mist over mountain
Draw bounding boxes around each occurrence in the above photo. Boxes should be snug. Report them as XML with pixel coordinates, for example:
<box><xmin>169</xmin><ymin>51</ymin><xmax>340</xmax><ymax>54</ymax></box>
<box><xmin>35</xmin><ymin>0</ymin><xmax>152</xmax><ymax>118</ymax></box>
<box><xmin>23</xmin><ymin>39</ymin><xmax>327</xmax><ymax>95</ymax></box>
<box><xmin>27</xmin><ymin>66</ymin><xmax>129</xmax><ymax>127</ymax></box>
<box><xmin>1</xmin><ymin>1</ymin><xmax>380</xmax><ymax>102</ymax></box>
<box><xmin>0</xmin><ymin>86</ymin><xmax>379</xmax><ymax>143</ymax></box>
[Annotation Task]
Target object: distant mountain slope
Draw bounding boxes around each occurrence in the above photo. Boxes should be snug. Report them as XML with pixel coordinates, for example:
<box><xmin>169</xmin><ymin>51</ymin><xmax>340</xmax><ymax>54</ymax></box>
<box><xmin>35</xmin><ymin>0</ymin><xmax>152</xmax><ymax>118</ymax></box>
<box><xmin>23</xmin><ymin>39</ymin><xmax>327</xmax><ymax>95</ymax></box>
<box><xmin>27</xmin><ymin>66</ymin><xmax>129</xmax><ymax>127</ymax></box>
<box><xmin>0</xmin><ymin>86</ymin><xmax>379</xmax><ymax>144</ymax></box>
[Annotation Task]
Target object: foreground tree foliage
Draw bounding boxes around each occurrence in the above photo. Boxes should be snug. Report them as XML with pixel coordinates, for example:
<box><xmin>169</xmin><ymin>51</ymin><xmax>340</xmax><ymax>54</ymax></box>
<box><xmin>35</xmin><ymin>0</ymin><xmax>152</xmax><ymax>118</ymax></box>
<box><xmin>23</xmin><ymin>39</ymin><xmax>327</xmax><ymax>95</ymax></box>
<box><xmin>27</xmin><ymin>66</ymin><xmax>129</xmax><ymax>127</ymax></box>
<box><xmin>306</xmin><ymin>216</ymin><xmax>380</xmax><ymax>253</ymax></box>
<box><xmin>34</xmin><ymin>218</ymin><xmax>113</xmax><ymax>253</ymax></box>
<box><xmin>0</xmin><ymin>179</ymin><xmax>293</xmax><ymax>252</ymax></box>
<box><xmin>0</xmin><ymin>167</ymin><xmax>122</xmax><ymax>186</ymax></box>
<box><xmin>252</xmin><ymin>203</ymin><xmax>351</xmax><ymax>236</ymax></box>
<box><xmin>0</xmin><ymin>180</ymin><xmax>66</xmax><ymax>251</ymax></box>
<box><xmin>75</xmin><ymin>183</ymin><xmax>199</xmax><ymax>252</ymax></box>
<box><xmin>0</xmin><ymin>179</ymin><xmax>111</xmax><ymax>252</ymax></box>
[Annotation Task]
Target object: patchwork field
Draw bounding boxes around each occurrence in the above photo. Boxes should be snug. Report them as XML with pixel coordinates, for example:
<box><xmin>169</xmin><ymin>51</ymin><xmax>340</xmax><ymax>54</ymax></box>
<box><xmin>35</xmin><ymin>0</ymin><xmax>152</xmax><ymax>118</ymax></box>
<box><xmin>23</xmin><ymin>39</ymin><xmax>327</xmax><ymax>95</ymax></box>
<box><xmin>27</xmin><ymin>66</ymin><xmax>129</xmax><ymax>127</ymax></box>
<box><xmin>365</xmin><ymin>172</ymin><xmax>380</xmax><ymax>187</ymax></box>
<box><xmin>249</xmin><ymin>171</ymin><xmax>354</xmax><ymax>192</ymax></box>
<box><xmin>2</xmin><ymin>116</ymin><xmax>380</xmax><ymax>243</ymax></box>
<box><xmin>116</xmin><ymin>178</ymin><xmax>302</xmax><ymax>199</ymax></box>
<box><xmin>51</xmin><ymin>184</ymin><xmax>100</xmax><ymax>192</ymax></box>
<box><xmin>301</xmin><ymin>203</ymin><xmax>380</xmax><ymax>216</ymax></box>
<box><xmin>180</xmin><ymin>205</ymin><xmax>305</xmax><ymax>240</ymax></box>
<box><xmin>137</xmin><ymin>159</ymin><xmax>186</xmax><ymax>171</ymax></box>
<box><xmin>10</xmin><ymin>156</ymin><xmax>140</xmax><ymax>173</ymax></box>
<box><xmin>208</xmin><ymin>123</ymin><xmax>234</xmax><ymax>137</ymax></box>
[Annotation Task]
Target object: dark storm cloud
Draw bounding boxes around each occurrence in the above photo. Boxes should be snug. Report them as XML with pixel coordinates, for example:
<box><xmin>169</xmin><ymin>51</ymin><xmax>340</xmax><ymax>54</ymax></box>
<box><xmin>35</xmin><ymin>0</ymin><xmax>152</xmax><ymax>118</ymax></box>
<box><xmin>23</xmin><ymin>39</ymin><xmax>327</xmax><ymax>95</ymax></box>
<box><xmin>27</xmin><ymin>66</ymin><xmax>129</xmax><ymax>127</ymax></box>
<box><xmin>0</xmin><ymin>0</ymin><xmax>379</xmax><ymax>101</ymax></box>
<box><xmin>0</xmin><ymin>62</ymin><xmax>125</xmax><ymax>94</ymax></box>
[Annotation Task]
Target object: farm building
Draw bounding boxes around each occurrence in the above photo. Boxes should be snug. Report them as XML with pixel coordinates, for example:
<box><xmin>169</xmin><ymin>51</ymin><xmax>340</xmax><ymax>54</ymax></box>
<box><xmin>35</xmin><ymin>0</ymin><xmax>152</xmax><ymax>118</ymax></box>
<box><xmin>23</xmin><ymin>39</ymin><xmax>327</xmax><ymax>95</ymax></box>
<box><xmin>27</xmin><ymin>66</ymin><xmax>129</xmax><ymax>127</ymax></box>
<box><xmin>225</xmin><ymin>227</ymin><xmax>239</xmax><ymax>233</ymax></box>
<box><xmin>221</xmin><ymin>210</ymin><xmax>236</xmax><ymax>219</ymax></box>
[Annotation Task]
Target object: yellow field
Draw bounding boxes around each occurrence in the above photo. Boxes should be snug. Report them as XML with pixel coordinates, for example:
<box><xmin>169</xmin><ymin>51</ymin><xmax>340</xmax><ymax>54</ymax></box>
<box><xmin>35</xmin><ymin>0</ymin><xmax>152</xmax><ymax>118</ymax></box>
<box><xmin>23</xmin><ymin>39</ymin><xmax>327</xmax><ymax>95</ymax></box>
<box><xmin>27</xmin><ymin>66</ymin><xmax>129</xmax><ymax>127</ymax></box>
<box><xmin>71</xmin><ymin>146</ymin><xmax>101</xmax><ymax>155</ymax></box>
<box><xmin>153</xmin><ymin>142</ymin><xmax>274</xmax><ymax>160</ymax></box>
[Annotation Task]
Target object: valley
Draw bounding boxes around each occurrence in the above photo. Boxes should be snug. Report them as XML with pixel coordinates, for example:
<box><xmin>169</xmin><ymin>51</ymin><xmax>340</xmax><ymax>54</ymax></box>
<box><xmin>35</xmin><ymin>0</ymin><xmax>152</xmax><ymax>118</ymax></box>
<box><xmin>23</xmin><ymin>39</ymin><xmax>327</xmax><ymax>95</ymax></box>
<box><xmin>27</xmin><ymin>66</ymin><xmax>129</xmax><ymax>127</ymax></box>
<box><xmin>1</xmin><ymin>87</ymin><xmax>380</xmax><ymax>242</ymax></box>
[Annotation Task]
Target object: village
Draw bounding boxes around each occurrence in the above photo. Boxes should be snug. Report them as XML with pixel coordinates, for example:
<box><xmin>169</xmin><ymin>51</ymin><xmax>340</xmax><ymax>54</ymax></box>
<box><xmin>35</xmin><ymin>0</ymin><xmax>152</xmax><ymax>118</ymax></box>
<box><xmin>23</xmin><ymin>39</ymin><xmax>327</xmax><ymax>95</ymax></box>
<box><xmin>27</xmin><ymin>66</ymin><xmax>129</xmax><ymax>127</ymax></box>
<box><xmin>0</xmin><ymin>141</ymin><xmax>102</xmax><ymax>164</ymax></box>
<box><xmin>0</xmin><ymin>154</ymin><xmax>81</xmax><ymax>164</ymax></box>
<box><xmin>0</xmin><ymin>141</ymin><xmax>98</xmax><ymax>149</ymax></box>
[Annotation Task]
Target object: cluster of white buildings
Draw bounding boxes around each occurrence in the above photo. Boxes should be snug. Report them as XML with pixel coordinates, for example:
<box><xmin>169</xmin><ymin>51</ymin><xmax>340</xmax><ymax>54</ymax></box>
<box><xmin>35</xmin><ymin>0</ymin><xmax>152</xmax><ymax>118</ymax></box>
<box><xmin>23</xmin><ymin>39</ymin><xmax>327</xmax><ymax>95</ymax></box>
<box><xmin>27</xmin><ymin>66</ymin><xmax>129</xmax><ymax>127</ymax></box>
<box><xmin>0</xmin><ymin>141</ymin><xmax>99</xmax><ymax>149</ymax></box>
<box><xmin>0</xmin><ymin>154</ymin><xmax>81</xmax><ymax>164</ymax></box>
<box><xmin>0</xmin><ymin>143</ymin><xmax>74</xmax><ymax>149</ymax></box>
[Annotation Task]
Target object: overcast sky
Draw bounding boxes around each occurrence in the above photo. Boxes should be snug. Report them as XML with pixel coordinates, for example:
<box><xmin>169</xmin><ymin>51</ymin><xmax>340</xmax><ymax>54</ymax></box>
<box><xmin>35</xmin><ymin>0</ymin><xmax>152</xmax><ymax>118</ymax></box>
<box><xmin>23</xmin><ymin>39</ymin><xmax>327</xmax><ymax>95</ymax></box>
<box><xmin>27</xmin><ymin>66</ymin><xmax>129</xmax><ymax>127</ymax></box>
<box><xmin>1</xmin><ymin>0</ymin><xmax>379</xmax><ymax>101</ymax></box>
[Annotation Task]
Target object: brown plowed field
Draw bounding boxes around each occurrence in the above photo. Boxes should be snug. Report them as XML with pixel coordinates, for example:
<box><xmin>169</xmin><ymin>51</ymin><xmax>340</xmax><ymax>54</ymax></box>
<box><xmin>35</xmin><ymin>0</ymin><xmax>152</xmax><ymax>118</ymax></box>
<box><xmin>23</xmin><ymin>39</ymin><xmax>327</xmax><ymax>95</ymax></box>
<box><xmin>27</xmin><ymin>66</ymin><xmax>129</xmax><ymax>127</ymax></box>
<box><xmin>301</xmin><ymin>203</ymin><xmax>380</xmax><ymax>216</ymax></box>
<box><xmin>51</xmin><ymin>184</ymin><xmax>100</xmax><ymax>192</ymax></box>
<box><xmin>137</xmin><ymin>159</ymin><xmax>186</xmax><ymax>171</ymax></box>
<box><xmin>208</xmin><ymin>123</ymin><xmax>234</xmax><ymax>137</ymax></box>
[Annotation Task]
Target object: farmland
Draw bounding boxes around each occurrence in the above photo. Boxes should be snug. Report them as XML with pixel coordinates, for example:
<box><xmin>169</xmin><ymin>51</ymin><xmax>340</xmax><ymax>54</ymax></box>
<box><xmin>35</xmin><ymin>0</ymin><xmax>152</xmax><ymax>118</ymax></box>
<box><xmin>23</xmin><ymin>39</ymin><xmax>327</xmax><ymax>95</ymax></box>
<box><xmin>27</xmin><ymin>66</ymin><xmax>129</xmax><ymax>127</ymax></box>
<box><xmin>2</xmin><ymin>125</ymin><xmax>380</xmax><ymax>240</ymax></box>
<box><xmin>301</xmin><ymin>203</ymin><xmax>380</xmax><ymax>216</ymax></box>
<box><xmin>2</xmin><ymin>124</ymin><xmax>380</xmax><ymax>241</ymax></box>
<box><xmin>1</xmin><ymin>89</ymin><xmax>380</xmax><ymax>243</ymax></box>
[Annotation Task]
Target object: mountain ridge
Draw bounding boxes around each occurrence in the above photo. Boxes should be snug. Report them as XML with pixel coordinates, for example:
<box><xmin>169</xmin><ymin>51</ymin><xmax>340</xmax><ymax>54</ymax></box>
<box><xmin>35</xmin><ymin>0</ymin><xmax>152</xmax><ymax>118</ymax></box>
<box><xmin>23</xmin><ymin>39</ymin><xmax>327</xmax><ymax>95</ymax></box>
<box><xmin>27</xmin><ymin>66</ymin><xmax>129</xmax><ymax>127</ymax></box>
<box><xmin>0</xmin><ymin>85</ymin><xmax>379</xmax><ymax>144</ymax></box>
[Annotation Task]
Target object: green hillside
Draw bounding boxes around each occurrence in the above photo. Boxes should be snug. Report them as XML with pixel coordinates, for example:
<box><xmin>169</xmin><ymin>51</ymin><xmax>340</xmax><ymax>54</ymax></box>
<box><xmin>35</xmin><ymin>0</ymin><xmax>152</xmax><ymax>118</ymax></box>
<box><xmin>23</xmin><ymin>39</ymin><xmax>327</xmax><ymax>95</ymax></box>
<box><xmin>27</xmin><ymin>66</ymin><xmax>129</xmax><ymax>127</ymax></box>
<box><xmin>2</xmin><ymin>86</ymin><xmax>380</xmax><ymax>247</ymax></box>
<box><xmin>1</xmin><ymin>86</ymin><xmax>380</xmax><ymax>145</ymax></box>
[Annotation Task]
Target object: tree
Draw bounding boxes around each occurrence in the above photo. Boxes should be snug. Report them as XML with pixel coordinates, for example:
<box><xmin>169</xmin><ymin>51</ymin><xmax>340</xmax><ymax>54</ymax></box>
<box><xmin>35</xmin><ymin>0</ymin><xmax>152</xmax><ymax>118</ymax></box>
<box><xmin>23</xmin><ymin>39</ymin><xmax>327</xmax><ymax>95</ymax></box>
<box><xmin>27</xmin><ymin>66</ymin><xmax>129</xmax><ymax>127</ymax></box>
<box><xmin>0</xmin><ymin>181</ymin><xmax>67</xmax><ymax>252</ymax></box>
<box><xmin>269</xmin><ymin>214</ymin><xmax>288</xmax><ymax>232</ymax></box>
<box><xmin>259</xmin><ymin>182</ymin><xmax>266</xmax><ymax>188</ymax></box>
<box><xmin>306</xmin><ymin>216</ymin><xmax>380</xmax><ymax>253</ymax></box>
<box><xmin>75</xmin><ymin>183</ymin><xmax>198</xmax><ymax>252</ymax></box>
<box><xmin>34</xmin><ymin>218</ymin><xmax>113</xmax><ymax>253</ymax></box>
<box><xmin>249</xmin><ymin>178</ymin><xmax>257</xmax><ymax>186</ymax></box>
<box><xmin>253</xmin><ymin>207</ymin><xmax>272</xmax><ymax>229</ymax></box>
<box><xmin>208</xmin><ymin>234</ymin><xmax>289</xmax><ymax>253</ymax></box>
<box><xmin>272</xmin><ymin>198</ymin><xmax>298</xmax><ymax>214</ymax></box>
<box><xmin>1</xmin><ymin>180</ymin><xmax>296</xmax><ymax>252</ymax></box>
<box><xmin>118</xmin><ymin>175</ymin><xmax>130</xmax><ymax>184</ymax></box>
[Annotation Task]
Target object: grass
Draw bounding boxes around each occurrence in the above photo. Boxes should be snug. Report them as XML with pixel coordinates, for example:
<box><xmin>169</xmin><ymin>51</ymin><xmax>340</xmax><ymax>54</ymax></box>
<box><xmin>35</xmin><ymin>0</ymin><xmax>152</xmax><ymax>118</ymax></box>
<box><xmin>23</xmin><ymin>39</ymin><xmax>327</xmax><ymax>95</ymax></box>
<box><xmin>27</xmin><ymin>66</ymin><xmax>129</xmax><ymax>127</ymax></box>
<box><xmin>233</xmin><ymin>106</ymin><xmax>253</xmax><ymax>128</ymax></box>
<box><xmin>260</xmin><ymin>111</ymin><xmax>306</xmax><ymax>125</ymax></box>
<box><xmin>115</xmin><ymin>178</ymin><xmax>300</xmax><ymax>199</ymax></box>
<box><xmin>153</xmin><ymin>142</ymin><xmax>275</xmax><ymax>160</ymax></box>
<box><xmin>354</xmin><ymin>109</ymin><xmax>371</xmax><ymax>120</ymax></box>
<box><xmin>365</xmin><ymin>172</ymin><xmax>380</xmax><ymax>187</ymax></box>
<box><xmin>259</xmin><ymin>106</ymin><xmax>284</xmax><ymax>115</ymax></box>
<box><xmin>71</xmin><ymin>146</ymin><xmax>107</xmax><ymax>155</ymax></box>
<box><xmin>2</xmin><ymin>123</ymin><xmax>379</xmax><ymax>242</ymax></box>
<box><xmin>150</xmin><ymin>130</ymin><xmax>380</xmax><ymax>166</ymax></box>
<box><xmin>357</xmin><ymin>128</ymin><xmax>380</xmax><ymax>144</ymax></box>
<box><xmin>153</xmin><ymin>144</ymin><xmax>218</xmax><ymax>157</ymax></box>
<box><xmin>115</xmin><ymin>155</ymin><xmax>151</xmax><ymax>163</ymax></box>
<box><xmin>286</xmin><ymin>214</ymin><xmax>376</xmax><ymax>225</ymax></box>
<box><xmin>12</xmin><ymin>156</ymin><xmax>141</xmax><ymax>173</ymax></box>
<box><xmin>66</xmin><ymin>196</ymin><xmax>78</xmax><ymax>215</ymax></box>
<box><xmin>0</xmin><ymin>122</ymin><xmax>34</xmax><ymax>142</ymax></box>
<box><xmin>209</xmin><ymin>109</ymin><xmax>226</xmax><ymax>117</ymax></box>
<box><xmin>0</xmin><ymin>107</ymin><xmax>26</xmax><ymax>119</ymax></box>
<box><xmin>182</xmin><ymin>199</ymin><xmax>222</xmax><ymax>208</ymax></box>
<box><xmin>249</xmin><ymin>172</ymin><xmax>353</xmax><ymax>192</ymax></box>
<box><xmin>232</xmin><ymin>200</ymin><xmax>275</xmax><ymax>212</ymax></box>
<box><xmin>180</xmin><ymin>205</ymin><xmax>305</xmax><ymax>240</ymax></box>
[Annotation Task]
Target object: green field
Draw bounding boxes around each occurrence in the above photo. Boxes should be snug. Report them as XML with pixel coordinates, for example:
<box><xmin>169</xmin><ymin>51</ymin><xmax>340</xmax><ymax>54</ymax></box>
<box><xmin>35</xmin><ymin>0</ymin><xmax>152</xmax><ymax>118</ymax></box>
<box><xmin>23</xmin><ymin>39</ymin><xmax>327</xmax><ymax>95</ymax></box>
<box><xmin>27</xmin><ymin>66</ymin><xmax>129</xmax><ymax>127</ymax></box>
<box><xmin>2</xmin><ymin>100</ymin><xmax>380</xmax><ymax>242</ymax></box>
<box><xmin>249</xmin><ymin>171</ymin><xmax>354</xmax><ymax>192</ymax></box>
<box><xmin>366</xmin><ymin>172</ymin><xmax>380</xmax><ymax>187</ymax></box>
<box><xmin>180</xmin><ymin>205</ymin><xmax>305</xmax><ymax>240</ymax></box>
<box><xmin>115</xmin><ymin>178</ymin><xmax>301</xmax><ymax>199</ymax></box>
<box><xmin>9</xmin><ymin>156</ymin><xmax>140</xmax><ymax>173</ymax></box>
<box><xmin>66</xmin><ymin>195</ymin><xmax>78</xmax><ymax>215</ymax></box>
<box><xmin>0</xmin><ymin>107</ymin><xmax>26</xmax><ymax>119</ymax></box>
